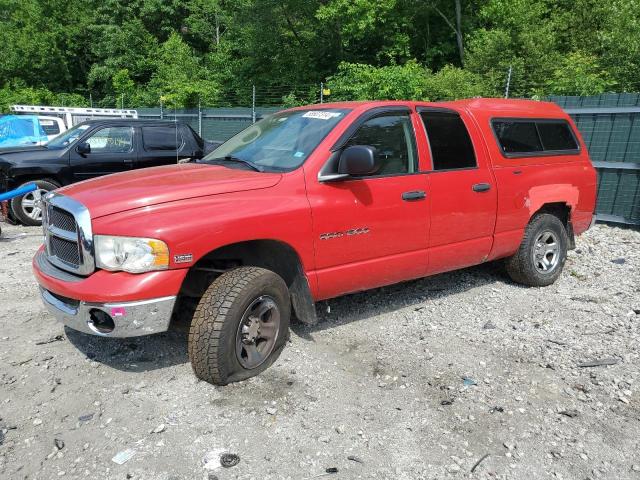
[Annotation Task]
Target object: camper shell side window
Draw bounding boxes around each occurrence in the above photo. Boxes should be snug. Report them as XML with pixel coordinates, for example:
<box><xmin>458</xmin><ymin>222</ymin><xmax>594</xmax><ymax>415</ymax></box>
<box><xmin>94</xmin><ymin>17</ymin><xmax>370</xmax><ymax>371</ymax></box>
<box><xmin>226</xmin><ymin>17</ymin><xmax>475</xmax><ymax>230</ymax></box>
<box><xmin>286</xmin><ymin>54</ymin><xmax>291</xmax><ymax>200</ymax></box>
<box><xmin>491</xmin><ymin>118</ymin><xmax>580</xmax><ymax>158</ymax></box>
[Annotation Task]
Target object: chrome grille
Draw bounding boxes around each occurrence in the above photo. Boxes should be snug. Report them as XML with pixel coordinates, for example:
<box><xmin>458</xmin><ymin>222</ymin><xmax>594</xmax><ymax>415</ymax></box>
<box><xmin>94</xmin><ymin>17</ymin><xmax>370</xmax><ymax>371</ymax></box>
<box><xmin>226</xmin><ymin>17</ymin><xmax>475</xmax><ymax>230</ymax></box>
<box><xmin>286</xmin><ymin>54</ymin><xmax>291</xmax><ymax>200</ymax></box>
<box><xmin>49</xmin><ymin>206</ymin><xmax>76</xmax><ymax>233</ymax></box>
<box><xmin>42</xmin><ymin>192</ymin><xmax>95</xmax><ymax>276</ymax></box>
<box><xmin>49</xmin><ymin>236</ymin><xmax>81</xmax><ymax>266</ymax></box>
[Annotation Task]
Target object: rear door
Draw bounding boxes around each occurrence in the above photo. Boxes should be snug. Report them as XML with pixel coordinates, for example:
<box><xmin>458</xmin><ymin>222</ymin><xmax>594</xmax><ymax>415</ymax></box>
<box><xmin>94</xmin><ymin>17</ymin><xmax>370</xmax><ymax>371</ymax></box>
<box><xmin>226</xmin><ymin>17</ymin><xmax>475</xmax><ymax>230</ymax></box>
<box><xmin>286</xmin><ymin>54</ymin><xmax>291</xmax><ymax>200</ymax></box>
<box><xmin>138</xmin><ymin>124</ymin><xmax>190</xmax><ymax>169</ymax></box>
<box><xmin>417</xmin><ymin>108</ymin><xmax>497</xmax><ymax>274</ymax></box>
<box><xmin>69</xmin><ymin>125</ymin><xmax>136</xmax><ymax>181</ymax></box>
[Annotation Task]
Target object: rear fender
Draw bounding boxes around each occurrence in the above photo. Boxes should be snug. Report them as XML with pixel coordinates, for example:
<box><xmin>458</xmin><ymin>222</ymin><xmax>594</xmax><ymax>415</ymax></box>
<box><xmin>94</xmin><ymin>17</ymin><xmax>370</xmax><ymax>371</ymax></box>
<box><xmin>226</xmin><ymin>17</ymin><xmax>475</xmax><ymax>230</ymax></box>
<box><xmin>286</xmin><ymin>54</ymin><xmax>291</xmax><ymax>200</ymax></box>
<box><xmin>524</xmin><ymin>184</ymin><xmax>579</xmax><ymax>219</ymax></box>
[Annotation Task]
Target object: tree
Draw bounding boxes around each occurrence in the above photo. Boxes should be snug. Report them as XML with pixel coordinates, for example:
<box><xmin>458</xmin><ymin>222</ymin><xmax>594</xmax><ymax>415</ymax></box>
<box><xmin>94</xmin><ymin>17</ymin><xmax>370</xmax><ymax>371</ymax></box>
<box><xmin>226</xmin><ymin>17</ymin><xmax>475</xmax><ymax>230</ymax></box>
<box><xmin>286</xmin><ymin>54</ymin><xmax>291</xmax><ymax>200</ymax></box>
<box><xmin>326</xmin><ymin>61</ymin><xmax>492</xmax><ymax>101</ymax></box>
<box><xmin>0</xmin><ymin>82</ymin><xmax>88</xmax><ymax>112</ymax></box>
<box><xmin>431</xmin><ymin>0</ymin><xmax>465</xmax><ymax>65</ymax></box>
<box><xmin>1</xmin><ymin>0</ymin><xmax>639</xmax><ymax>109</ymax></box>
<box><xmin>546</xmin><ymin>52</ymin><xmax>615</xmax><ymax>96</ymax></box>
<box><xmin>148</xmin><ymin>32</ymin><xmax>220</xmax><ymax>107</ymax></box>
<box><xmin>327</xmin><ymin>61</ymin><xmax>431</xmax><ymax>101</ymax></box>
<box><xmin>465</xmin><ymin>0</ymin><xmax>562</xmax><ymax>96</ymax></box>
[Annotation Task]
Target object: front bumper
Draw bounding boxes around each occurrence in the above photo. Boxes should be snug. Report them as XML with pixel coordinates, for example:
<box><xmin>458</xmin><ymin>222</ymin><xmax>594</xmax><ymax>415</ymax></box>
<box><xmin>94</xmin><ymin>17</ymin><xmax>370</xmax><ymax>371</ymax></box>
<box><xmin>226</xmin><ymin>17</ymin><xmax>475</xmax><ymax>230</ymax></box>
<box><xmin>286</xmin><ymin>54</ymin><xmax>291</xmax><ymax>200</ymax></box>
<box><xmin>39</xmin><ymin>287</ymin><xmax>176</xmax><ymax>337</ymax></box>
<box><xmin>33</xmin><ymin>247</ymin><xmax>187</xmax><ymax>303</ymax></box>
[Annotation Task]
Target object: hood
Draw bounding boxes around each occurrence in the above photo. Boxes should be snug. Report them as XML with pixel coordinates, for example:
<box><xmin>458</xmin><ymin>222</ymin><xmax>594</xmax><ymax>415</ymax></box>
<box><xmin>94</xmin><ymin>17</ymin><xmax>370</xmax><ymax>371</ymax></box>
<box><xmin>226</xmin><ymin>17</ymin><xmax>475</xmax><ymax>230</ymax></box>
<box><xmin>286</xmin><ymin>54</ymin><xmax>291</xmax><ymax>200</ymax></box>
<box><xmin>0</xmin><ymin>145</ymin><xmax>64</xmax><ymax>164</ymax></box>
<box><xmin>0</xmin><ymin>145</ymin><xmax>48</xmax><ymax>155</ymax></box>
<box><xmin>0</xmin><ymin>145</ymin><xmax>47</xmax><ymax>154</ymax></box>
<box><xmin>59</xmin><ymin>162</ymin><xmax>282</xmax><ymax>218</ymax></box>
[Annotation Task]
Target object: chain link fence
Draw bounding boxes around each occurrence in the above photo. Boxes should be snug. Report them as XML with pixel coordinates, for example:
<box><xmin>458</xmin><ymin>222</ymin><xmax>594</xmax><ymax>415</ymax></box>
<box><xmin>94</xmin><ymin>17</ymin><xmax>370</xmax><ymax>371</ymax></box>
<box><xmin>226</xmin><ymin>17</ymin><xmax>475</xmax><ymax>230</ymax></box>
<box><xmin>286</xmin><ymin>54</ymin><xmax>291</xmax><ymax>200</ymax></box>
<box><xmin>135</xmin><ymin>83</ymin><xmax>330</xmax><ymax>142</ymax></box>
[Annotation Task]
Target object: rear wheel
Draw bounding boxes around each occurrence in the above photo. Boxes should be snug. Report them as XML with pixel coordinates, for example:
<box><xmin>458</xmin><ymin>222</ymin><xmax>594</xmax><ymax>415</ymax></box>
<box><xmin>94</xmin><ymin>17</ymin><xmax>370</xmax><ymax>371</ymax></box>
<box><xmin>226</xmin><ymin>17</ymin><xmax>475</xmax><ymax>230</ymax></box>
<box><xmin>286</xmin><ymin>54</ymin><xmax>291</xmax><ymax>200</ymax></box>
<box><xmin>10</xmin><ymin>179</ymin><xmax>60</xmax><ymax>226</ymax></box>
<box><xmin>188</xmin><ymin>266</ymin><xmax>290</xmax><ymax>385</ymax></box>
<box><xmin>505</xmin><ymin>213</ymin><xmax>568</xmax><ymax>287</ymax></box>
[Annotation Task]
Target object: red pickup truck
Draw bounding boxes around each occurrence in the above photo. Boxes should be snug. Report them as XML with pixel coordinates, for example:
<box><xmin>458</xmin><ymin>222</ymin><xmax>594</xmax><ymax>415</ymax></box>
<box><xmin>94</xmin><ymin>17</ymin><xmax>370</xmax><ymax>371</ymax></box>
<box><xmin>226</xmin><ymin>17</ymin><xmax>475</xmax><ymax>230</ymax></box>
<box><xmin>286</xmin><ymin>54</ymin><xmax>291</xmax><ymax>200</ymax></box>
<box><xmin>33</xmin><ymin>99</ymin><xmax>597</xmax><ymax>385</ymax></box>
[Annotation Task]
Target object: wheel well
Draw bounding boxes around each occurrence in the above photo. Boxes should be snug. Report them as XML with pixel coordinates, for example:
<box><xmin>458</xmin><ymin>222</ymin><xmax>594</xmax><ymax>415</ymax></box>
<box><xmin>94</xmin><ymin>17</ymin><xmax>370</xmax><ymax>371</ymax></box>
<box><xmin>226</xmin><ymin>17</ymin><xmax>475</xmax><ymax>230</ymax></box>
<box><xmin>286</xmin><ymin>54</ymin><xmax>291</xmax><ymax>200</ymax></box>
<box><xmin>8</xmin><ymin>175</ymin><xmax>62</xmax><ymax>190</ymax></box>
<box><xmin>534</xmin><ymin>202</ymin><xmax>570</xmax><ymax>226</ymax></box>
<box><xmin>532</xmin><ymin>202</ymin><xmax>575</xmax><ymax>249</ymax></box>
<box><xmin>172</xmin><ymin>240</ymin><xmax>317</xmax><ymax>328</ymax></box>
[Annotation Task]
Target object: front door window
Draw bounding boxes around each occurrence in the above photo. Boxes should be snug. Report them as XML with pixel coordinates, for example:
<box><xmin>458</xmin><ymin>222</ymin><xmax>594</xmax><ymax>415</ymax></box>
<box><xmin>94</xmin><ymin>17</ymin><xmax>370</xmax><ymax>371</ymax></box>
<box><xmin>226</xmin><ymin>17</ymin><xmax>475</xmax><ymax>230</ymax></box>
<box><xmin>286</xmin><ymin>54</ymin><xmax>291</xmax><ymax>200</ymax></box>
<box><xmin>343</xmin><ymin>114</ymin><xmax>418</xmax><ymax>176</ymax></box>
<box><xmin>86</xmin><ymin>127</ymin><xmax>133</xmax><ymax>153</ymax></box>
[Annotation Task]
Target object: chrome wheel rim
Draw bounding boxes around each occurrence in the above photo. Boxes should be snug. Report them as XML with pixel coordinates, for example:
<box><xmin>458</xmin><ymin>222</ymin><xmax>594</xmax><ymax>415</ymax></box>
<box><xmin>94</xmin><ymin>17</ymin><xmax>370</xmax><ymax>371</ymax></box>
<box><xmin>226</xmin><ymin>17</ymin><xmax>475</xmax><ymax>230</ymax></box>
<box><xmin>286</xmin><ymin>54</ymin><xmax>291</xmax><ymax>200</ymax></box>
<box><xmin>21</xmin><ymin>188</ymin><xmax>47</xmax><ymax>221</ymax></box>
<box><xmin>235</xmin><ymin>295</ymin><xmax>280</xmax><ymax>369</ymax></box>
<box><xmin>532</xmin><ymin>230</ymin><xmax>560</xmax><ymax>273</ymax></box>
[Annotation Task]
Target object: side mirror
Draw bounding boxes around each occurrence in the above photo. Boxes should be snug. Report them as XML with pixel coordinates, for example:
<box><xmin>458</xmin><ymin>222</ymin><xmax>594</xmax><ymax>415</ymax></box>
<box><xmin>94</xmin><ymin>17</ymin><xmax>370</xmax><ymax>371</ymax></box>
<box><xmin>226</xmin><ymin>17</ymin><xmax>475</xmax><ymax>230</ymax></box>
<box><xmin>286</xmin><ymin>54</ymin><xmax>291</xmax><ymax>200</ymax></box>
<box><xmin>77</xmin><ymin>142</ymin><xmax>91</xmax><ymax>155</ymax></box>
<box><xmin>338</xmin><ymin>145</ymin><xmax>379</xmax><ymax>176</ymax></box>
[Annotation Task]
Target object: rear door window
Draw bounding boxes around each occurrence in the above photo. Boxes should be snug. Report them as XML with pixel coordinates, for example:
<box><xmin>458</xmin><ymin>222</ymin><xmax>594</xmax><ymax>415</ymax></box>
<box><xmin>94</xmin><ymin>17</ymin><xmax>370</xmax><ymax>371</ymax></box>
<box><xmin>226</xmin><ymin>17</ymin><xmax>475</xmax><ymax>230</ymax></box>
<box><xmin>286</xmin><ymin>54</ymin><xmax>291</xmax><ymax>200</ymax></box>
<box><xmin>419</xmin><ymin>111</ymin><xmax>476</xmax><ymax>170</ymax></box>
<box><xmin>142</xmin><ymin>126</ymin><xmax>182</xmax><ymax>151</ymax></box>
<box><xmin>492</xmin><ymin>119</ymin><xmax>578</xmax><ymax>156</ymax></box>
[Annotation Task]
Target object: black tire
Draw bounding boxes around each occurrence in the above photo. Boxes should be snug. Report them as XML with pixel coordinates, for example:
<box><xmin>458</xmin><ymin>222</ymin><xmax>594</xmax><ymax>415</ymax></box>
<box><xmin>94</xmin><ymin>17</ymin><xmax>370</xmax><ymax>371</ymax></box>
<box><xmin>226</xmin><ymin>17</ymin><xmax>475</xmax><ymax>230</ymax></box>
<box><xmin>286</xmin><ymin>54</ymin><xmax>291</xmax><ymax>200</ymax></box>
<box><xmin>188</xmin><ymin>266</ymin><xmax>291</xmax><ymax>385</ymax></box>
<box><xmin>505</xmin><ymin>213</ymin><xmax>568</xmax><ymax>287</ymax></box>
<box><xmin>10</xmin><ymin>179</ymin><xmax>60</xmax><ymax>226</ymax></box>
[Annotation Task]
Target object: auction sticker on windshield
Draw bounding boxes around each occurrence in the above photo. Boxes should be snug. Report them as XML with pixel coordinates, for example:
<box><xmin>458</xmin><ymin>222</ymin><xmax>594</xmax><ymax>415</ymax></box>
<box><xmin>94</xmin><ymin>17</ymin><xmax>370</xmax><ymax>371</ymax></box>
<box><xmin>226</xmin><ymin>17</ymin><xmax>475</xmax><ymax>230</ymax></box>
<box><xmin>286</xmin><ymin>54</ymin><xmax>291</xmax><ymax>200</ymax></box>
<box><xmin>302</xmin><ymin>111</ymin><xmax>342</xmax><ymax>120</ymax></box>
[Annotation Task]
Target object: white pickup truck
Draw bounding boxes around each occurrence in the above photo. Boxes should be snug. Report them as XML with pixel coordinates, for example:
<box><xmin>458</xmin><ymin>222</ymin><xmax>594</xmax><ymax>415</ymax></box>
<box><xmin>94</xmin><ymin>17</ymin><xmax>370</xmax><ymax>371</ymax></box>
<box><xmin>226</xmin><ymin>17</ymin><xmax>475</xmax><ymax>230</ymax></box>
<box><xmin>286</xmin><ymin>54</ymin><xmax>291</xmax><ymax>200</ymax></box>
<box><xmin>35</xmin><ymin>116</ymin><xmax>66</xmax><ymax>143</ymax></box>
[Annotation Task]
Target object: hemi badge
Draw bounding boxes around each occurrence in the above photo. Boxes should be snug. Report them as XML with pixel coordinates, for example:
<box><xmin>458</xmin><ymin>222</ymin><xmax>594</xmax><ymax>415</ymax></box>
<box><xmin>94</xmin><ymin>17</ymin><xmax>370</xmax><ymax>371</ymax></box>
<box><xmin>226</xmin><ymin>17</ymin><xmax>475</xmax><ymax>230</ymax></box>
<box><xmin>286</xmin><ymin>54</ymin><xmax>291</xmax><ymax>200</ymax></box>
<box><xmin>174</xmin><ymin>254</ymin><xmax>193</xmax><ymax>264</ymax></box>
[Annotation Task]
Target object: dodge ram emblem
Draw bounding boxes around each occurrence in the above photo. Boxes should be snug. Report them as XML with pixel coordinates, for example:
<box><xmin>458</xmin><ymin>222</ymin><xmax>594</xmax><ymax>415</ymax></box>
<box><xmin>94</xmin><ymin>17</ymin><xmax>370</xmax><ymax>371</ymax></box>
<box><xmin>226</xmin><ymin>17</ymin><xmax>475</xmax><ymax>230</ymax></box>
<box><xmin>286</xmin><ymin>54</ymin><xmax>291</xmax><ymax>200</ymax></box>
<box><xmin>174</xmin><ymin>253</ymin><xmax>193</xmax><ymax>264</ymax></box>
<box><xmin>320</xmin><ymin>227</ymin><xmax>370</xmax><ymax>240</ymax></box>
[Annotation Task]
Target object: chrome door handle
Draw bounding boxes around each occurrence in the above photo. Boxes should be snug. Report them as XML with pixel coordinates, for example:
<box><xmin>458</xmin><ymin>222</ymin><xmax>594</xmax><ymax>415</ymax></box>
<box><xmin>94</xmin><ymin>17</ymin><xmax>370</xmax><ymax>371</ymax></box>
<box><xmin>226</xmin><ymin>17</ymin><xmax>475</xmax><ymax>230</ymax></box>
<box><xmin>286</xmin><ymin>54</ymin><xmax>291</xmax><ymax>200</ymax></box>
<box><xmin>472</xmin><ymin>183</ymin><xmax>491</xmax><ymax>193</ymax></box>
<box><xmin>402</xmin><ymin>190</ymin><xmax>426</xmax><ymax>201</ymax></box>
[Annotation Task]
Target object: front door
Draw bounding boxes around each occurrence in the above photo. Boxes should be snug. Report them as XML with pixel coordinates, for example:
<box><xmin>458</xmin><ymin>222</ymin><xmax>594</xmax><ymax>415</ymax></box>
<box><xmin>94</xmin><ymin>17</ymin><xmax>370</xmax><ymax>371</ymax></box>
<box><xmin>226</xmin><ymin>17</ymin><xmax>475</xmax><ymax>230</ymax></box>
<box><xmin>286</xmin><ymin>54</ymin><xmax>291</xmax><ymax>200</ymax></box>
<box><xmin>306</xmin><ymin>108</ymin><xmax>431</xmax><ymax>300</ymax></box>
<box><xmin>417</xmin><ymin>108</ymin><xmax>498</xmax><ymax>274</ymax></box>
<box><xmin>70</xmin><ymin>126</ymin><xmax>135</xmax><ymax>181</ymax></box>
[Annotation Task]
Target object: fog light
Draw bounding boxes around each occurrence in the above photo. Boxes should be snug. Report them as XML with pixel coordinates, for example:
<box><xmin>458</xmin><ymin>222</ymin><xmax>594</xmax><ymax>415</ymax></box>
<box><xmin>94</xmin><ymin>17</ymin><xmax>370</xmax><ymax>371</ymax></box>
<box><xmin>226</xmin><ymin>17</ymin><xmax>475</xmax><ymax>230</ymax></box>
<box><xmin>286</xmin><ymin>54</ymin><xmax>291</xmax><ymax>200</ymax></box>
<box><xmin>88</xmin><ymin>309</ymin><xmax>115</xmax><ymax>335</ymax></box>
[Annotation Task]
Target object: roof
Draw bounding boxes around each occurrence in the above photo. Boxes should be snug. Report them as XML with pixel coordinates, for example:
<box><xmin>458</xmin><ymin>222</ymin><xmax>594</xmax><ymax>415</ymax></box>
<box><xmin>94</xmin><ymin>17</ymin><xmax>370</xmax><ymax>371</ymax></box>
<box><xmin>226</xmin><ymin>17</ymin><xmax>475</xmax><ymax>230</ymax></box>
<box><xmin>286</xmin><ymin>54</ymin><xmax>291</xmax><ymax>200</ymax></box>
<box><xmin>77</xmin><ymin>118</ymin><xmax>189</xmax><ymax>127</ymax></box>
<box><xmin>289</xmin><ymin>98</ymin><xmax>567</xmax><ymax>117</ymax></box>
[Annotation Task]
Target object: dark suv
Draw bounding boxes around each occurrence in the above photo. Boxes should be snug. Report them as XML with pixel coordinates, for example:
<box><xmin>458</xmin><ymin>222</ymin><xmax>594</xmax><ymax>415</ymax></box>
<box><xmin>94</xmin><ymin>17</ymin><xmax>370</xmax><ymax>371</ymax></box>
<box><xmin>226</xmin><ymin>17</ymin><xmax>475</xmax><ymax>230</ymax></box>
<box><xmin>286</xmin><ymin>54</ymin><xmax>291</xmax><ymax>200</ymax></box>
<box><xmin>0</xmin><ymin>119</ymin><xmax>218</xmax><ymax>225</ymax></box>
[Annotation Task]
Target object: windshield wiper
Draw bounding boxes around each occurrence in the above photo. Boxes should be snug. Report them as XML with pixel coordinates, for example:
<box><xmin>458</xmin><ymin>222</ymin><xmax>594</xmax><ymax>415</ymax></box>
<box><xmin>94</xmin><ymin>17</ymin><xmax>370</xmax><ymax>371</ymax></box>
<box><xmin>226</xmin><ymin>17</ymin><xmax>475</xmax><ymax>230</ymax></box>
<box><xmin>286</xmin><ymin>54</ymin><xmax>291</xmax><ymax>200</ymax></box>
<box><xmin>209</xmin><ymin>155</ymin><xmax>263</xmax><ymax>172</ymax></box>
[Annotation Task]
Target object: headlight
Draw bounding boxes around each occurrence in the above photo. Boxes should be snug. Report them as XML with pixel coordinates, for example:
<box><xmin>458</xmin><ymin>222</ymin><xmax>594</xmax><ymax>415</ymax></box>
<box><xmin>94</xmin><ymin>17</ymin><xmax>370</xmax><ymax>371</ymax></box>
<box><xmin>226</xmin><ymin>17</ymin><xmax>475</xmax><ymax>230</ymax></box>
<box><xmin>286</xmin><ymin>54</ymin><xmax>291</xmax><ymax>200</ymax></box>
<box><xmin>94</xmin><ymin>235</ymin><xmax>169</xmax><ymax>273</ymax></box>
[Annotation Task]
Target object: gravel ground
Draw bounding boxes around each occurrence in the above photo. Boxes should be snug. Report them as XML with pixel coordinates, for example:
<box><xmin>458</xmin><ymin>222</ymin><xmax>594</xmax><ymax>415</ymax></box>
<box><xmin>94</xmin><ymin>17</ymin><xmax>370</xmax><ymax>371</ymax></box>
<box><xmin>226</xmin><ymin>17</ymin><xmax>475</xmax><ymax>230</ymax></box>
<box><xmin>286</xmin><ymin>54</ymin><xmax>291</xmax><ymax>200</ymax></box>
<box><xmin>0</xmin><ymin>222</ymin><xmax>639</xmax><ymax>480</ymax></box>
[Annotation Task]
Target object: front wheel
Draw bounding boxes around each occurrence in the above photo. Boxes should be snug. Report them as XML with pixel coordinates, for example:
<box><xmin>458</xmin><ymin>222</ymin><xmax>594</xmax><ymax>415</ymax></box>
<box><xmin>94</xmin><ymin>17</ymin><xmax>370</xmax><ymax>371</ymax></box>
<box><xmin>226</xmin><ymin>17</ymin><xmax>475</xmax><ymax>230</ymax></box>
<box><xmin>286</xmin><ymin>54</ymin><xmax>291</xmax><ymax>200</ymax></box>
<box><xmin>188</xmin><ymin>266</ymin><xmax>290</xmax><ymax>385</ymax></box>
<box><xmin>10</xmin><ymin>179</ymin><xmax>60</xmax><ymax>226</ymax></box>
<box><xmin>505</xmin><ymin>213</ymin><xmax>568</xmax><ymax>287</ymax></box>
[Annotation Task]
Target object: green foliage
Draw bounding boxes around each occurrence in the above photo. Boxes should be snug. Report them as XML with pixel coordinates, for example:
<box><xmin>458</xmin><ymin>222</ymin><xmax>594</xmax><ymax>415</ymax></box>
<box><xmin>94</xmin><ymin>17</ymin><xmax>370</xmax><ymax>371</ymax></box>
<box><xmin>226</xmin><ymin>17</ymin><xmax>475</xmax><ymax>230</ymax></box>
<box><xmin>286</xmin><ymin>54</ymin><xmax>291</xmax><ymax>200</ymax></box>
<box><xmin>149</xmin><ymin>33</ymin><xmax>220</xmax><ymax>108</ymax></box>
<box><xmin>112</xmin><ymin>69</ymin><xmax>135</xmax><ymax>98</ymax></box>
<box><xmin>597</xmin><ymin>0</ymin><xmax>640</xmax><ymax>90</ymax></box>
<box><xmin>327</xmin><ymin>61</ymin><xmax>430</xmax><ymax>101</ymax></box>
<box><xmin>0</xmin><ymin>0</ymin><xmax>638</xmax><ymax>110</ymax></box>
<box><xmin>424</xmin><ymin>65</ymin><xmax>495</xmax><ymax>100</ymax></box>
<box><xmin>0</xmin><ymin>83</ymin><xmax>88</xmax><ymax>112</ymax></box>
<box><xmin>546</xmin><ymin>52</ymin><xmax>615</xmax><ymax>96</ymax></box>
<box><xmin>465</xmin><ymin>0</ymin><xmax>562</xmax><ymax>97</ymax></box>
<box><xmin>327</xmin><ymin>62</ymin><xmax>493</xmax><ymax>101</ymax></box>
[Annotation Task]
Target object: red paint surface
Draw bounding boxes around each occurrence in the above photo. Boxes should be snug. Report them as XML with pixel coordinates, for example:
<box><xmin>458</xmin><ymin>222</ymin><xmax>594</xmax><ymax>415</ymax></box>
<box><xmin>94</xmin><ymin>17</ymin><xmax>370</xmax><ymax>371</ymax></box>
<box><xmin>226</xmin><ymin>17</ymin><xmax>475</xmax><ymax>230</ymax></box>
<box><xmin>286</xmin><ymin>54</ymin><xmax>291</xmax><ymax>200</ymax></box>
<box><xmin>34</xmin><ymin>99</ymin><xmax>597</xmax><ymax>303</ymax></box>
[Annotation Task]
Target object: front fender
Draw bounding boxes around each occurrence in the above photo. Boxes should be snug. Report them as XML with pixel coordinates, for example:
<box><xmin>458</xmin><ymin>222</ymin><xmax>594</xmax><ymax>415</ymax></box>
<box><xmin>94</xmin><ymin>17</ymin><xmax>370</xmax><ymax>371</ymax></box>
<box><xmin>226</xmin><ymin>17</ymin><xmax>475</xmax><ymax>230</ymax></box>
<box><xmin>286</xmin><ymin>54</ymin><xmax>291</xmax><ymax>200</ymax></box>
<box><xmin>90</xmin><ymin>174</ymin><xmax>316</xmax><ymax>278</ymax></box>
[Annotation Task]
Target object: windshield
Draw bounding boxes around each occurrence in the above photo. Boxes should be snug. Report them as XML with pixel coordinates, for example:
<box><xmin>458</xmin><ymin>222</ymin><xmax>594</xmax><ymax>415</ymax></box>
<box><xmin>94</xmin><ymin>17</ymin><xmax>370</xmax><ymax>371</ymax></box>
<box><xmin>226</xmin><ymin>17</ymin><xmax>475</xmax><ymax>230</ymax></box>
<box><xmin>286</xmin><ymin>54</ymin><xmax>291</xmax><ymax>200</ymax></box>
<box><xmin>46</xmin><ymin>123</ymin><xmax>91</xmax><ymax>149</ymax></box>
<box><xmin>202</xmin><ymin>108</ymin><xmax>350</xmax><ymax>172</ymax></box>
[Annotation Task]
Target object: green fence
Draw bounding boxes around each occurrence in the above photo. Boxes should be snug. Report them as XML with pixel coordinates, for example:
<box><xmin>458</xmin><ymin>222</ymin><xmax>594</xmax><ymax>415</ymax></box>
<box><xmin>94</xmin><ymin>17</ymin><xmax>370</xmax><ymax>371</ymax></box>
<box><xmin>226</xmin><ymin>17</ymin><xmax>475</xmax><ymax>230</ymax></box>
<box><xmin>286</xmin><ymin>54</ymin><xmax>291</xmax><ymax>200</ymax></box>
<box><xmin>137</xmin><ymin>107</ymin><xmax>281</xmax><ymax>142</ymax></box>
<box><xmin>549</xmin><ymin>94</ymin><xmax>640</xmax><ymax>225</ymax></box>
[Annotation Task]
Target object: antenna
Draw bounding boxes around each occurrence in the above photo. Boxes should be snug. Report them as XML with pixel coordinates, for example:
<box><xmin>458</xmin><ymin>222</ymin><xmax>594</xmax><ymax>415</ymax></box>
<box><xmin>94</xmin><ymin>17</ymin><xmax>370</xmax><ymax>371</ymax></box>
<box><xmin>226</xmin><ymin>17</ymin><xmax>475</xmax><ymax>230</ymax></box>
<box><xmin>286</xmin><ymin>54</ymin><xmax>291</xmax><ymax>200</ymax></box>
<box><xmin>175</xmin><ymin>105</ymin><xmax>179</xmax><ymax>164</ymax></box>
<box><xmin>504</xmin><ymin>66</ymin><xmax>513</xmax><ymax>99</ymax></box>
